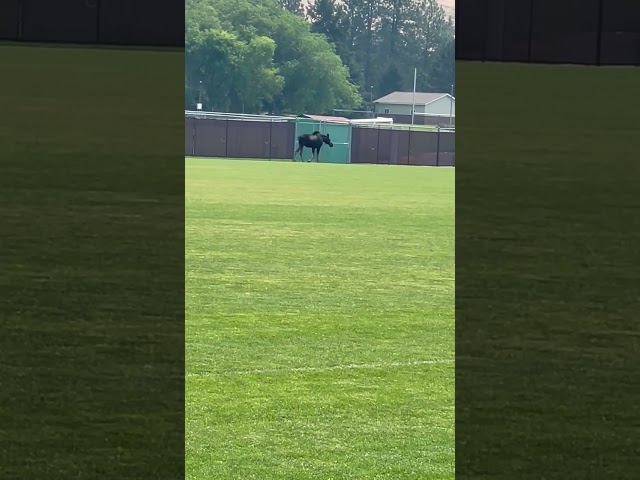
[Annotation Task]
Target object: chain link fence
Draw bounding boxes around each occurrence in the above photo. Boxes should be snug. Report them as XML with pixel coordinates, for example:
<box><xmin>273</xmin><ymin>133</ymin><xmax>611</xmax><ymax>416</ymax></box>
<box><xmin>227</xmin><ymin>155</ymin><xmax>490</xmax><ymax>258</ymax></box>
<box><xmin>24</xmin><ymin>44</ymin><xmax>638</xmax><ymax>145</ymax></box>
<box><xmin>351</xmin><ymin>126</ymin><xmax>455</xmax><ymax>166</ymax></box>
<box><xmin>186</xmin><ymin>112</ymin><xmax>455</xmax><ymax>166</ymax></box>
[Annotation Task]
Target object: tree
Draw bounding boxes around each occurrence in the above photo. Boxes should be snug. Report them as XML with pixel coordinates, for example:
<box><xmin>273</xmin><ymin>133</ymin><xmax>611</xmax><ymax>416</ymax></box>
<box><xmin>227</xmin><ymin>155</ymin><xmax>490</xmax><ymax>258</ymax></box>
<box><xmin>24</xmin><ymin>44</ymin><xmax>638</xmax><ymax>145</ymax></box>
<box><xmin>277</xmin><ymin>0</ymin><xmax>304</xmax><ymax>15</ymax></box>
<box><xmin>308</xmin><ymin>0</ymin><xmax>365</xmax><ymax>88</ymax></box>
<box><xmin>423</xmin><ymin>25</ymin><xmax>454</xmax><ymax>92</ymax></box>
<box><xmin>307</xmin><ymin>0</ymin><xmax>454</xmax><ymax>100</ymax></box>
<box><xmin>308</xmin><ymin>0</ymin><xmax>349</xmax><ymax>56</ymax></box>
<box><xmin>186</xmin><ymin>0</ymin><xmax>362</xmax><ymax>113</ymax></box>
<box><xmin>276</xmin><ymin>33</ymin><xmax>361</xmax><ymax>113</ymax></box>
<box><xmin>379</xmin><ymin>63</ymin><xmax>404</xmax><ymax>97</ymax></box>
<box><xmin>185</xmin><ymin>28</ymin><xmax>284</xmax><ymax>112</ymax></box>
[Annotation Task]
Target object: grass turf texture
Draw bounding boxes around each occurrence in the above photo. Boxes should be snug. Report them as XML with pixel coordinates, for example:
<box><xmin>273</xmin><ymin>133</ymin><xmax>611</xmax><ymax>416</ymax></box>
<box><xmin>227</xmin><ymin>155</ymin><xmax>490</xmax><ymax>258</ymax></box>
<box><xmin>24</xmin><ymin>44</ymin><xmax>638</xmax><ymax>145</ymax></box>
<box><xmin>186</xmin><ymin>159</ymin><xmax>455</xmax><ymax>479</ymax></box>
<box><xmin>456</xmin><ymin>62</ymin><xmax>640</xmax><ymax>478</ymax></box>
<box><xmin>0</xmin><ymin>45</ymin><xmax>184</xmax><ymax>478</ymax></box>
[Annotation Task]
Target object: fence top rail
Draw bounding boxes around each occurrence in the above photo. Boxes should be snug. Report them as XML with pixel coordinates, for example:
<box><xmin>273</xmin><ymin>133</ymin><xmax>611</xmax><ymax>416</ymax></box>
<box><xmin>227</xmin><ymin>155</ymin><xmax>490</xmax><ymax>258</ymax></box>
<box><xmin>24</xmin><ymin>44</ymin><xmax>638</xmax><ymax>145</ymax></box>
<box><xmin>185</xmin><ymin>110</ymin><xmax>295</xmax><ymax>122</ymax></box>
<box><xmin>353</xmin><ymin>123</ymin><xmax>455</xmax><ymax>132</ymax></box>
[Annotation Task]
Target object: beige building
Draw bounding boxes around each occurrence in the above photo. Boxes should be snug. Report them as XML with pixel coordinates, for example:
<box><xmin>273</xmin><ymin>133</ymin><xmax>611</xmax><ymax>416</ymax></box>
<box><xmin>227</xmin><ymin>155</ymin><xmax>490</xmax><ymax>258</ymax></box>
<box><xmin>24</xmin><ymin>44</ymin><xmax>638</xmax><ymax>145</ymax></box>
<box><xmin>373</xmin><ymin>91</ymin><xmax>455</xmax><ymax>125</ymax></box>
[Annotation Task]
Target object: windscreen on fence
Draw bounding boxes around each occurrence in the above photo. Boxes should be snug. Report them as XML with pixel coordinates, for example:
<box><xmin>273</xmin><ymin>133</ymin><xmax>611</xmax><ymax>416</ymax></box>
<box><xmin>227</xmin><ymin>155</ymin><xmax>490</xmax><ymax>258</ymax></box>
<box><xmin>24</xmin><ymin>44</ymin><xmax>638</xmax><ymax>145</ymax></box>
<box><xmin>186</xmin><ymin>114</ymin><xmax>454</xmax><ymax>166</ymax></box>
<box><xmin>529</xmin><ymin>0</ymin><xmax>600</xmax><ymax>65</ymax></box>
<box><xmin>438</xmin><ymin>132</ymin><xmax>456</xmax><ymax>167</ymax></box>
<box><xmin>0</xmin><ymin>0</ymin><xmax>182</xmax><ymax>46</ymax></box>
<box><xmin>185</xmin><ymin>117</ymin><xmax>196</xmax><ymax>157</ymax></box>
<box><xmin>187</xmin><ymin>117</ymin><xmax>295</xmax><ymax>160</ymax></box>
<box><xmin>193</xmin><ymin>119</ymin><xmax>228</xmax><ymax>158</ymax></box>
<box><xmin>408</xmin><ymin>131</ymin><xmax>439</xmax><ymax>166</ymax></box>
<box><xmin>601</xmin><ymin>1</ymin><xmax>640</xmax><ymax>65</ymax></box>
<box><xmin>456</xmin><ymin>0</ymin><xmax>640</xmax><ymax>65</ymax></box>
<box><xmin>20</xmin><ymin>0</ymin><xmax>98</xmax><ymax>43</ymax></box>
<box><xmin>351</xmin><ymin>127</ymin><xmax>454</xmax><ymax>166</ymax></box>
<box><xmin>350</xmin><ymin>128</ymin><xmax>379</xmax><ymax>164</ymax></box>
<box><xmin>294</xmin><ymin>120</ymin><xmax>350</xmax><ymax>163</ymax></box>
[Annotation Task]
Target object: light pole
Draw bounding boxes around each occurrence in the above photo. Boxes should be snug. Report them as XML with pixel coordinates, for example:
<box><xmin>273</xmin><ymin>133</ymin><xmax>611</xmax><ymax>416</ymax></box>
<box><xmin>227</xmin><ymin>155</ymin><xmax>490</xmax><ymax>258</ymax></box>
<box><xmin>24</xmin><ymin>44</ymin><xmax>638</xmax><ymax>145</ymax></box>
<box><xmin>370</xmin><ymin>86</ymin><xmax>374</xmax><ymax>116</ymax></box>
<box><xmin>197</xmin><ymin>80</ymin><xmax>203</xmax><ymax>110</ymax></box>
<box><xmin>449</xmin><ymin>84</ymin><xmax>454</xmax><ymax>127</ymax></box>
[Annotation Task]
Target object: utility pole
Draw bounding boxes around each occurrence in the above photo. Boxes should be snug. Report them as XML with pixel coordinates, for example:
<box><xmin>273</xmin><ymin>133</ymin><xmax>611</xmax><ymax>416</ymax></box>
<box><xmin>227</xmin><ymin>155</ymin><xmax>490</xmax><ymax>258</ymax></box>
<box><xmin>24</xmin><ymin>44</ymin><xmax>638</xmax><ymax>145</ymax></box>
<box><xmin>449</xmin><ymin>84</ymin><xmax>454</xmax><ymax>127</ymax></box>
<box><xmin>411</xmin><ymin>68</ymin><xmax>417</xmax><ymax>125</ymax></box>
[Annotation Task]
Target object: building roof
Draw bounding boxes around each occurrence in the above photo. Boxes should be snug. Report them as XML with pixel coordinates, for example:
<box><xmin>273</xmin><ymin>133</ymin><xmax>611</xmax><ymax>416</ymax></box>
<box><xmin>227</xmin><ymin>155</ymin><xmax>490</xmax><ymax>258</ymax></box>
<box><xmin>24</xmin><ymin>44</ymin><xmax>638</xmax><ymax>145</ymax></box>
<box><xmin>373</xmin><ymin>91</ymin><xmax>453</xmax><ymax>105</ymax></box>
<box><xmin>301</xmin><ymin>114</ymin><xmax>351</xmax><ymax>124</ymax></box>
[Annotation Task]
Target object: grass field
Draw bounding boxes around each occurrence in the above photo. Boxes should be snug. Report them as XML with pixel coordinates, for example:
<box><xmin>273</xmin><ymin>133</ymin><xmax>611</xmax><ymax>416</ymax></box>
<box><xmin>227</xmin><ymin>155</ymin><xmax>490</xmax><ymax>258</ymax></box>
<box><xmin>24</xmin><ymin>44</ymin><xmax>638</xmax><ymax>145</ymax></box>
<box><xmin>455</xmin><ymin>62</ymin><xmax>640</xmax><ymax>478</ymax></box>
<box><xmin>186</xmin><ymin>158</ymin><xmax>455</xmax><ymax>479</ymax></box>
<box><xmin>1</xmin><ymin>44</ymin><xmax>184</xmax><ymax>478</ymax></box>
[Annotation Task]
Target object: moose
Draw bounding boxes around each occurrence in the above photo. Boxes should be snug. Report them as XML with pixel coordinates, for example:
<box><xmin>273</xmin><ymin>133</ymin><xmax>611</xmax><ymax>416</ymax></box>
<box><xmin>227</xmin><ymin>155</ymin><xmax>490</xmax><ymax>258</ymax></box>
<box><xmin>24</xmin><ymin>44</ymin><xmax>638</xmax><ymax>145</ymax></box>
<box><xmin>294</xmin><ymin>131</ymin><xmax>333</xmax><ymax>162</ymax></box>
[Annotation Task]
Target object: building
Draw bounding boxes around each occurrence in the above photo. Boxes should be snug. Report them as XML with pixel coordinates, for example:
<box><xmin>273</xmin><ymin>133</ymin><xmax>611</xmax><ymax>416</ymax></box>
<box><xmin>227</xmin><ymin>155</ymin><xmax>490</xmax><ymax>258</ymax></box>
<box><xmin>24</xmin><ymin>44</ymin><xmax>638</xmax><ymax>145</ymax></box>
<box><xmin>373</xmin><ymin>91</ymin><xmax>455</xmax><ymax>126</ymax></box>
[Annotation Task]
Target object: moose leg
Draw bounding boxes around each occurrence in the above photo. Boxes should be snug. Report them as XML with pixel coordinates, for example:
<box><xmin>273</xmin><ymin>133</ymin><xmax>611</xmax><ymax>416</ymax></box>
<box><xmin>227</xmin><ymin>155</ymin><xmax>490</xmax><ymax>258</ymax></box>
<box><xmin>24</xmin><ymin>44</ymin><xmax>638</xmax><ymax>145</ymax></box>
<box><xmin>296</xmin><ymin>144</ymin><xmax>304</xmax><ymax>161</ymax></box>
<box><xmin>309</xmin><ymin>148</ymin><xmax>315</xmax><ymax>162</ymax></box>
<box><xmin>316</xmin><ymin>145</ymin><xmax>321</xmax><ymax>162</ymax></box>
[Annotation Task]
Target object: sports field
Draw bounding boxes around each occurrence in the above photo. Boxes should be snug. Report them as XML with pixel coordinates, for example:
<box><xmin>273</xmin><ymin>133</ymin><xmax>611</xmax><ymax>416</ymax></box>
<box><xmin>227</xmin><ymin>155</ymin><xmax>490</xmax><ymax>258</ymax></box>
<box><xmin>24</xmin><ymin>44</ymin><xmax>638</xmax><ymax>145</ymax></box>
<box><xmin>186</xmin><ymin>158</ymin><xmax>455</xmax><ymax>479</ymax></box>
<box><xmin>1</xmin><ymin>44</ymin><xmax>184</xmax><ymax>478</ymax></box>
<box><xmin>455</xmin><ymin>62</ymin><xmax>640</xmax><ymax>478</ymax></box>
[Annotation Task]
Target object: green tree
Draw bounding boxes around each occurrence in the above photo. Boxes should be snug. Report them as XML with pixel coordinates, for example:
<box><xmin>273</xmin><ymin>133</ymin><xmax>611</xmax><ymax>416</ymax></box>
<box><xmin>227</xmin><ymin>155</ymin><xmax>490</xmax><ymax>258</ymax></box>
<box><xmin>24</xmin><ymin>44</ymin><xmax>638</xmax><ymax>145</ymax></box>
<box><xmin>186</xmin><ymin>0</ymin><xmax>362</xmax><ymax>114</ymax></box>
<box><xmin>307</xmin><ymin>0</ymin><xmax>454</xmax><ymax>100</ymax></box>
<box><xmin>379</xmin><ymin>63</ymin><xmax>404</xmax><ymax>98</ymax></box>
<box><xmin>277</xmin><ymin>0</ymin><xmax>304</xmax><ymax>15</ymax></box>
<box><xmin>185</xmin><ymin>28</ymin><xmax>284</xmax><ymax>112</ymax></box>
<box><xmin>422</xmin><ymin>24</ymin><xmax>454</xmax><ymax>92</ymax></box>
<box><xmin>307</xmin><ymin>0</ymin><xmax>364</xmax><ymax>90</ymax></box>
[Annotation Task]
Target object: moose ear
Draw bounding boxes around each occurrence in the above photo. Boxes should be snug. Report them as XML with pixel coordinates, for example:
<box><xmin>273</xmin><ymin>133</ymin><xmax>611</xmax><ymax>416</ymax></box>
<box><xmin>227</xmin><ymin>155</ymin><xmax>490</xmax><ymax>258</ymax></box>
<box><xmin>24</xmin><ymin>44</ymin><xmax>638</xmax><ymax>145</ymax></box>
<box><xmin>326</xmin><ymin>133</ymin><xmax>330</xmax><ymax>138</ymax></box>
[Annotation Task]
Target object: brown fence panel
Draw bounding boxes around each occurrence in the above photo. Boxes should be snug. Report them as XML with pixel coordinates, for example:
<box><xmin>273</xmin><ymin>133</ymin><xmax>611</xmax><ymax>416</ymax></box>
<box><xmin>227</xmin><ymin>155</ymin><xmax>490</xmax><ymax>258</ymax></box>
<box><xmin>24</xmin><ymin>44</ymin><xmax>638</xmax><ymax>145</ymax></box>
<box><xmin>227</xmin><ymin>121</ymin><xmax>270</xmax><ymax>159</ymax></box>
<box><xmin>0</xmin><ymin>0</ymin><xmax>20</xmax><ymax>40</ymax></box>
<box><xmin>408</xmin><ymin>131</ymin><xmax>439</xmax><ymax>166</ymax></box>
<box><xmin>350</xmin><ymin>127</ymin><xmax>379</xmax><ymax>164</ymax></box>
<box><xmin>501</xmin><ymin>0</ymin><xmax>533</xmax><ymax>62</ymax></box>
<box><xmin>530</xmin><ymin>0</ymin><xmax>599</xmax><ymax>65</ymax></box>
<box><xmin>376</xmin><ymin>128</ymin><xmax>391</xmax><ymax>164</ymax></box>
<box><xmin>601</xmin><ymin>1</ymin><xmax>640</xmax><ymax>65</ymax></box>
<box><xmin>456</xmin><ymin>0</ymin><xmax>489</xmax><ymax>61</ymax></box>
<box><xmin>22</xmin><ymin>0</ymin><xmax>98</xmax><ymax>43</ymax></box>
<box><xmin>98</xmin><ymin>0</ymin><xmax>183</xmax><ymax>47</ymax></box>
<box><xmin>194</xmin><ymin>119</ymin><xmax>227</xmax><ymax>158</ymax></box>
<box><xmin>394</xmin><ymin>130</ymin><xmax>411</xmax><ymax>165</ymax></box>
<box><xmin>437</xmin><ymin>131</ymin><xmax>456</xmax><ymax>166</ymax></box>
<box><xmin>269</xmin><ymin>122</ymin><xmax>295</xmax><ymax>159</ymax></box>
<box><xmin>185</xmin><ymin>117</ymin><xmax>195</xmax><ymax>156</ymax></box>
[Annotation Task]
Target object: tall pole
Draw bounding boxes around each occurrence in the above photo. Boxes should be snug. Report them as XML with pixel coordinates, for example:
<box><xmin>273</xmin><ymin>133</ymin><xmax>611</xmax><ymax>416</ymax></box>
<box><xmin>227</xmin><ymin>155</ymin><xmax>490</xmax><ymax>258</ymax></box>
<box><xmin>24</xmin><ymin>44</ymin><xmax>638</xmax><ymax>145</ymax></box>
<box><xmin>411</xmin><ymin>68</ymin><xmax>417</xmax><ymax>125</ymax></box>
<box><xmin>449</xmin><ymin>84</ymin><xmax>454</xmax><ymax>127</ymax></box>
<box><xmin>370</xmin><ymin>85</ymin><xmax>374</xmax><ymax>117</ymax></box>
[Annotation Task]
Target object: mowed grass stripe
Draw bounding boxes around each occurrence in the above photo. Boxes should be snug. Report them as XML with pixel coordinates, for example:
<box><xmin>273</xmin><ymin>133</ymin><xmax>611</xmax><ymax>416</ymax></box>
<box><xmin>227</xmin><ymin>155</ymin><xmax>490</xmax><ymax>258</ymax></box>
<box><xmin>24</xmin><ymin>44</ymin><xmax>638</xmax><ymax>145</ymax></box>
<box><xmin>188</xmin><ymin>357</ymin><xmax>454</xmax><ymax>377</ymax></box>
<box><xmin>186</xmin><ymin>158</ymin><xmax>454</xmax><ymax>479</ymax></box>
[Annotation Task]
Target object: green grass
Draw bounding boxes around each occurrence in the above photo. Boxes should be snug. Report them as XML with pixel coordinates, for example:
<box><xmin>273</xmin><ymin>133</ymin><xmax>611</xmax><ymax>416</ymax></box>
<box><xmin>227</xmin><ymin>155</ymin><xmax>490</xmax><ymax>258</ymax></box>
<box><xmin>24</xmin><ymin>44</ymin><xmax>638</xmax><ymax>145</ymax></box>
<box><xmin>186</xmin><ymin>158</ymin><xmax>455</xmax><ymax>479</ymax></box>
<box><xmin>455</xmin><ymin>62</ymin><xmax>640</xmax><ymax>479</ymax></box>
<box><xmin>0</xmin><ymin>45</ymin><xmax>184</xmax><ymax>478</ymax></box>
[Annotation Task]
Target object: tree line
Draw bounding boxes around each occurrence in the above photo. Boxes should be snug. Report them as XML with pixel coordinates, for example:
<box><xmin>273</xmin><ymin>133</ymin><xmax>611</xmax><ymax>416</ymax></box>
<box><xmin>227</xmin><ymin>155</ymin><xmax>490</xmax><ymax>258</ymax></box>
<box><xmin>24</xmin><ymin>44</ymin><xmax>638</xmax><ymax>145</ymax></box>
<box><xmin>185</xmin><ymin>0</ymin><xmax>454</xmax><ymax>115</ymax></box>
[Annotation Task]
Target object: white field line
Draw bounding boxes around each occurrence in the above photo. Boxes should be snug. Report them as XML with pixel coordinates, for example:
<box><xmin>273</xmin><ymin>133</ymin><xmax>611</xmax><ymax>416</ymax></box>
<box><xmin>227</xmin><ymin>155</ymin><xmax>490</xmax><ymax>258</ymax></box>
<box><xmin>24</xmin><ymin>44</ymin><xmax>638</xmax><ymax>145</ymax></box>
<box><xmin>188</xmin><ymin>358</ymin><xmax>454</xmax><ymax>378</ymax></box>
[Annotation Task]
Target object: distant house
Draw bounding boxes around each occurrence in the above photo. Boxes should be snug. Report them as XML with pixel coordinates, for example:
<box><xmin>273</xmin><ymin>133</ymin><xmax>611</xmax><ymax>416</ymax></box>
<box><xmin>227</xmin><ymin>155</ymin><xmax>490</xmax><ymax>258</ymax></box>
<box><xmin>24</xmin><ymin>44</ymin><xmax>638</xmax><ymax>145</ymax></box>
<box><xmin>373</xmin><ymin>91</ymin><xmax>455</xmax><ymax>125</ymax></box>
